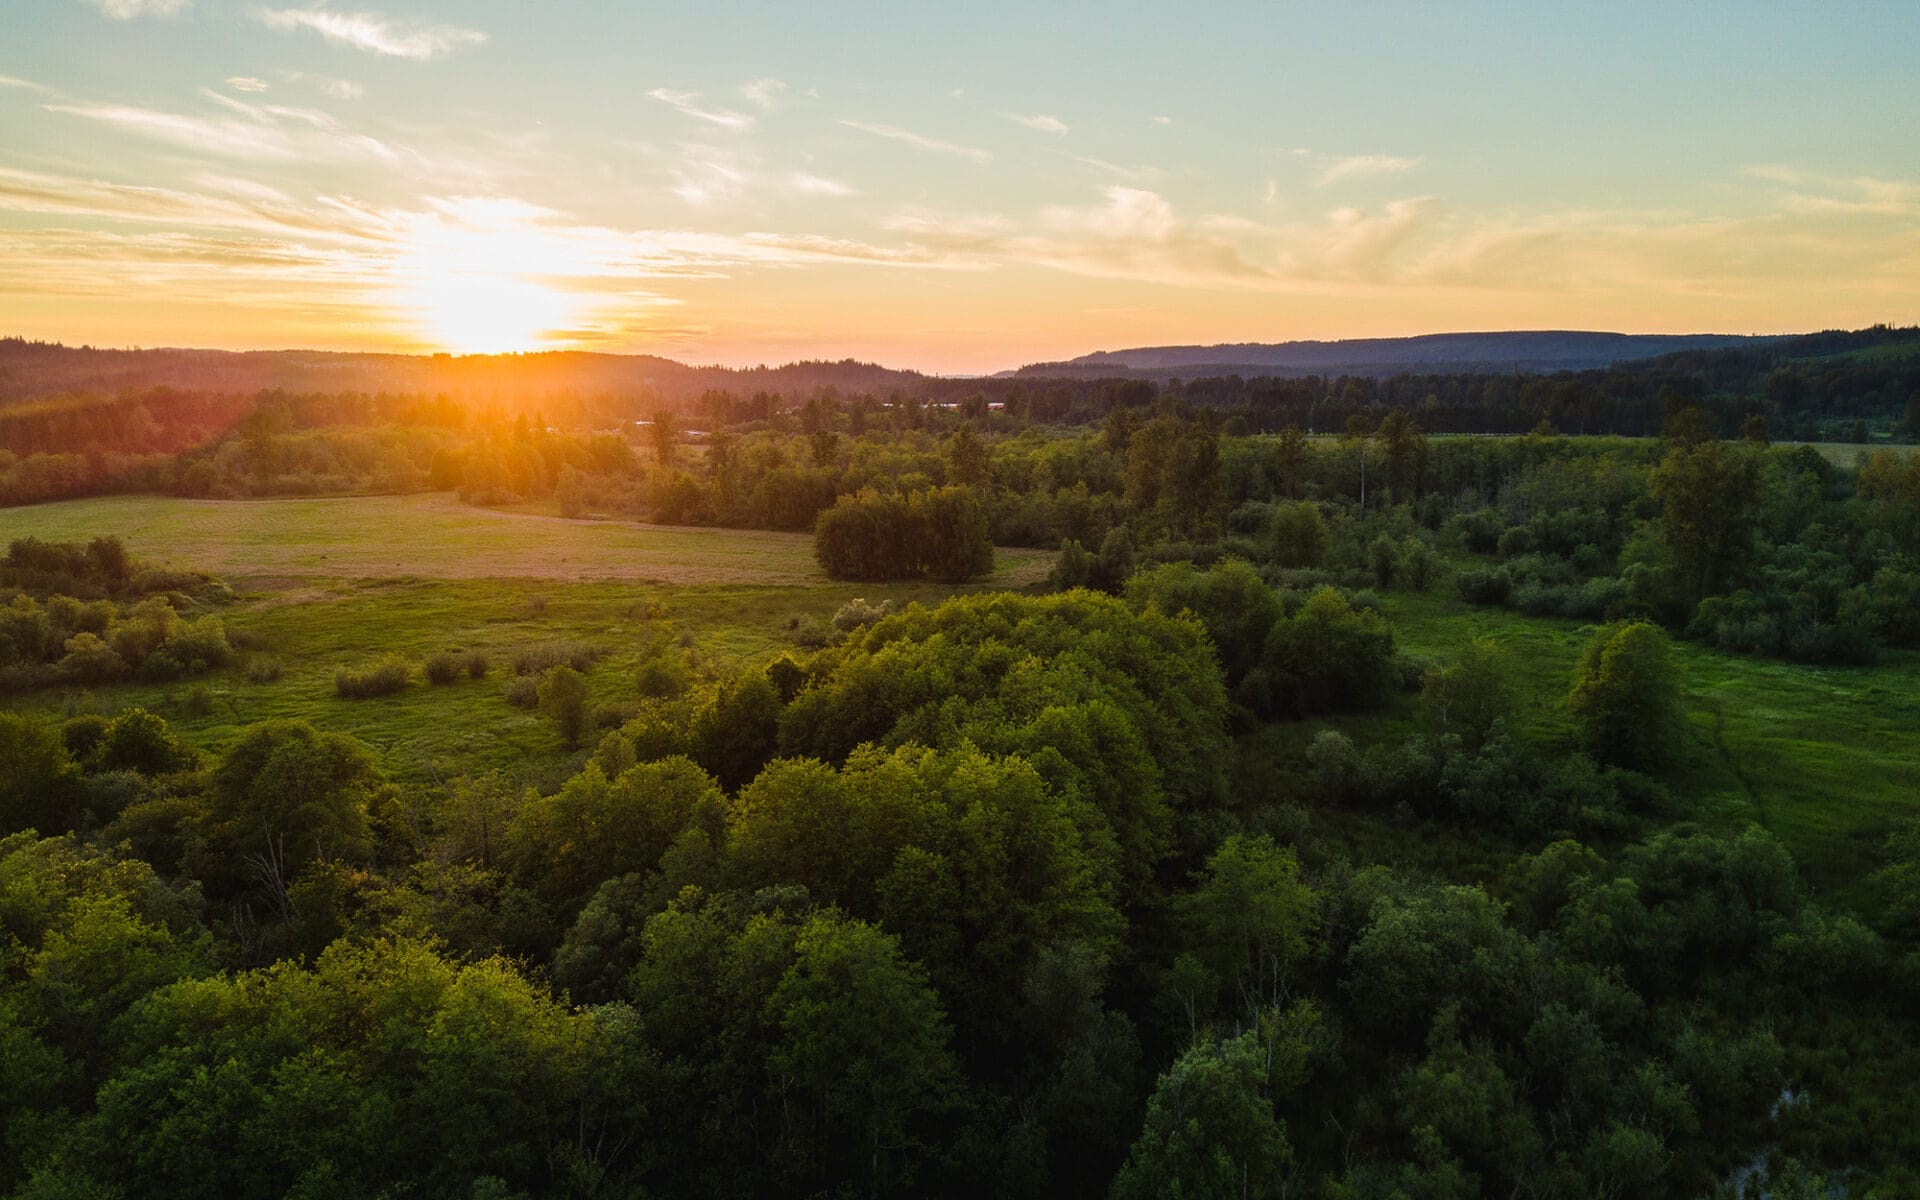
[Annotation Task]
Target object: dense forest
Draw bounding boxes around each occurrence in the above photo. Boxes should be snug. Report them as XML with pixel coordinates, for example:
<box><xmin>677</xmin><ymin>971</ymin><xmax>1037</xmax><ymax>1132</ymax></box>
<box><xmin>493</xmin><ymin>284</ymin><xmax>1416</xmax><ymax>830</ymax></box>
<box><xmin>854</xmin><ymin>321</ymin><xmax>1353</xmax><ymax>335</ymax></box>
<box><xmin>5</xmin><ymin>538</ymin><xmax>1920</xmax><ymax>1196</ymax></box>
<box><xmin>4</xmin><ymin>328</ymin><xmax>1920</xmax><ymax>1196</ymax></box>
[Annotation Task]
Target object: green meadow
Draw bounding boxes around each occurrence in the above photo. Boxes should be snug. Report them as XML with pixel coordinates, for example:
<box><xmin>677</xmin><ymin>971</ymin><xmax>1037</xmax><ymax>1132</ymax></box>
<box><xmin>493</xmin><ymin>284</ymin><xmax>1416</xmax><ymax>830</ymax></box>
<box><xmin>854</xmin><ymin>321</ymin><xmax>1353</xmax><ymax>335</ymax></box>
<box><xmin>2</xmin><ymin>494</ymin><xmax>1052</xmax><ymax>787</ymax></box>
<box><xmin>5</xmin><ymin>491</ymin><xmax>1912</xmax><ymax>910</ymax></box>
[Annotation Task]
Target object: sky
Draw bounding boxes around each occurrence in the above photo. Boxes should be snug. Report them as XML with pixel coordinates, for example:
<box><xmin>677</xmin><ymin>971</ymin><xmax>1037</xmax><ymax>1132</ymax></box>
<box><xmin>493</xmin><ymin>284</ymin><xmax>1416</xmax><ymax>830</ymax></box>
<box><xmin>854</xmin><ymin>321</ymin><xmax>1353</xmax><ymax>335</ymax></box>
<box><xmin>1</xmin><ymin>1</ymin><xmax>1916</xmax><ymax>374</ymax></box>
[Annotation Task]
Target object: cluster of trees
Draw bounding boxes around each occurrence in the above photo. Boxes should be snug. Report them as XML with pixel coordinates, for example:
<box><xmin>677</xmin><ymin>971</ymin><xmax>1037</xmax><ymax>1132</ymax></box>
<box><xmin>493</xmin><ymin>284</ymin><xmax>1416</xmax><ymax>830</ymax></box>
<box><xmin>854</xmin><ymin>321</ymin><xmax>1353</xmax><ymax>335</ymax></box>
<box><xmin>0</xmin><ymin>537</ymin><xmax>233</xmax><ymax>691</ymax></box>
<box><xmin>813</xmin><ymin>486</ymin><xmax>994</xmax><ymax>581</ymax></box>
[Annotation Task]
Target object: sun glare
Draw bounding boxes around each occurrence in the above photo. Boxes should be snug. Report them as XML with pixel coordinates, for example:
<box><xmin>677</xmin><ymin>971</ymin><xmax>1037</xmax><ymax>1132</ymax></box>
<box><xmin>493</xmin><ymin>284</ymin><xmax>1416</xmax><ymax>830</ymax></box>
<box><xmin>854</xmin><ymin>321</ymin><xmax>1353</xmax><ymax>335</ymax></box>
<box><xmin>388</xmin><ymin>202</ymin><xmax>588</xmax><ymax>354</ymax></box>
<box><xmin>400</xmin><ymin>267</ymin><xmax>577</xmax><ymax>355</ymax></box>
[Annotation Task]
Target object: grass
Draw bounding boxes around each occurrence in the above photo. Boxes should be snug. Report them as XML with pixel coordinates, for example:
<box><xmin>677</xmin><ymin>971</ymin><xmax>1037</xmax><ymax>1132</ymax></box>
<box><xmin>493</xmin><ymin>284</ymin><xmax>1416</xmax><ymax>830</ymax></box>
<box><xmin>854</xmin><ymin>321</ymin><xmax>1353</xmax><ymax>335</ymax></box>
<box><xmin>1372</xmin><ymin>585</ymin><xmax>1920</xmax><ymax>908</ymax></box>
<box><xmin>0</xmin><ymin>493</ymin><xmax>1055</xmax><ymax>589</ymax></box>
<box><xmin>8</xmin><ymin>494</ymin><xmax>1056</xmax><ymax>790</ymax></box>
<box><xmin>9</xmin><ymin>492</ymin><xmax>1910</xmax><ymax>911</ymax></box>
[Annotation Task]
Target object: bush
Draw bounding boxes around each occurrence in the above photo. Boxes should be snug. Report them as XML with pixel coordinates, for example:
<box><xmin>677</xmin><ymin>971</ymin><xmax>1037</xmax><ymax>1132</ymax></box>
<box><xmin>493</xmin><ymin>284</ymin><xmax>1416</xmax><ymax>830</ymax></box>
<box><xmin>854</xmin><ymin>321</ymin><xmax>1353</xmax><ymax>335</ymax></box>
<box><xmin>1269</xmin><ymin>502</ymin><xmax>1327</xmax><ymax>568</ymax></box>
<box><xmin>1048</xmin><ymin>538</ymin><xmax>1093</xmax><ymax>591</ymax></box>
<box><xmin>424</xmin><ymin>651</ymin><xmax>463</xmax><ymax>685</ymax></box>
<box><xmin>512</xmin><ymin>640</ymin><xmax>605</xmax><ymax>676</ymax></box>
<box><xmin>503</xmin><ymin>676</ymin><xmax>540</xmax><ymax>709</ymax></box>
<box><xmin>464</xmin><ymin>651</ymin><xmax>490</xmax><ymax>679</ymax></box>
<box><xmin>181</xmin><ymin>685</ymin><xmax>215</xmax><ymax>717</ymax></box>
<box><xmin>538</xmin><ymin>664</ymin><xmax>591</xmax><ymax>749</ymax></box>
<box><xmin>245</xmin><ymin>657</ymin><xmax>283</xmax><ymax>684</ymax></box>
<box><xmin>58</xmin><ymin>715</ymin><xmax>110</xmax><ymax>765</ymax></box>
<box><xmin>1497</xmin><ymin>526</ymin><xmax>1536</xmax><ymax>559</ymax></box>
<box><xmin>832</xmin><ymin>597</ymin><xmax>895</xmax><ymax>633</ymax></box>
<box><xmin>1255</xmin><ymin>587</ymin><xmax>1398</xmax><ymax>717</ymax></box>
<box><xmin>1568</xmin><ymin>621</ymin><xmax>1681</xmax><ymax>771</ymax></box>
<box><xmin>58</xmin><ymin>632</ymin><xmax>127</xmax><ymax>685</ymax></box>
<box><xmin>1456</xmin><ymin>566</ymin><xmax>1512</xmax><ymax>606</ymax></box>
<box><xmin>335</xmin><ymin>656</ymin><xmax>410</xmax><ymax>699</ymax></box>
<box><xmin>164</xmin><ymin>615</ymin><xmax>231</xmax><ymax>671</ymax></box>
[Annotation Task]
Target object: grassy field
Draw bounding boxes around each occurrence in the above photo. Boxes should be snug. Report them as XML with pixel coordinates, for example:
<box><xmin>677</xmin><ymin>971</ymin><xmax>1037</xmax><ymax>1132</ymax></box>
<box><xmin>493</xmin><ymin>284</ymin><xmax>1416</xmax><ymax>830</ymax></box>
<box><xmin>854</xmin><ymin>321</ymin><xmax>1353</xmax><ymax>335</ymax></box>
<box><xmin>1233</xmin><ymin>584</ymin><xmax>1919</xmax><ymax>908</ymax></box>
<box><xmin>1379</xmin><ymin>589</ymin><xmax>1919</xmax><ymax>907</ymax></box>
<box><xmin>1</xmin><ymin>493</ymin><xmax>1054</xmax><ymax>588</ymax></box>
<box><xmin>3</xmin><ymin>494</ymin><xmax>1054</xmax><ymax>788</ymax></box>
<box><xmin>6</xmin><ymin>492</ymin><xmax>1911</xmax><ymax>909</ymax></box>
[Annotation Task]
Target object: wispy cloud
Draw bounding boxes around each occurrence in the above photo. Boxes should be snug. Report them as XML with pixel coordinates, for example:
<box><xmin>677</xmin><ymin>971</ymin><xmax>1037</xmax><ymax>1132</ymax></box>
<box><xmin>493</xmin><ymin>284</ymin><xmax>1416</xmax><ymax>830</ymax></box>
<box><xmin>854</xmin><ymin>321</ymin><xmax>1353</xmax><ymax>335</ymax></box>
<box><xmin>888</xmin><ymin>186</ymin><xmax>1268</xmax><ymax>288</ymax></box>
<box><xmin>1004</xmin><ymin>112</ymin><xmax>1068</xmax><ymax>136</ymax></box>
<box><xmin>256</xmin><ymin>8</ymin><xmax>486</xmax><ymax>60</ymax></box>
<box><xmin>0</xmin><ymin>74</ymin><xmax>51</xmax><ymax>93</ymax></box>
<box><xmin>786</xmin><ymin>172</ymin><xmax>854</xmax><ymax>197</ymax></box>
<box><xmin>1314</xmin><ymin>154</ymin><xmax>1422</xmax><ymax>187</ymax></box>
<box><xmin>839</xmin><ymin>120</ymin><xmax>991</xmax><ymax>166</ymax></box>
<box><xmin>81</xmin><ymin>0</ymin><xmax>190</xmax><ymax>17</ymax></box>
<box><xmin>1149</xmin><ymin>115</ymin><xmax>1172</xmax><ymax>127</ymax></box>
<box><xmin>1744</xmin><ymin>165</ymin><xmax>1920</xmax><ymax>218</ymax></box>
<box><xmin>284</xmin><ymin>71</ymin><xmax>366</xmax><ymax>100</ymax></box>
<box><xmin>226</xmin><ymin>76</ymin><xmax>270</xmax><ymax>93</ymax></box>
<box><xmin>667</xmin><ymin>146</ymin><xmax>752</xmax><ymax>206</ymax></box>
<box><xmin>42</xmin><ymin>93</ymin><xmax>402</xmax><ymax>163</ymax></box>
<box><xmin>742</xmin><ymin>79</ymin><xmax>789</xmax><ymax>109</ymax></box>
<box><xmin>646</xmin><ymin>89</ymin><xmax>756</xmax><ymax>132</ymax></box>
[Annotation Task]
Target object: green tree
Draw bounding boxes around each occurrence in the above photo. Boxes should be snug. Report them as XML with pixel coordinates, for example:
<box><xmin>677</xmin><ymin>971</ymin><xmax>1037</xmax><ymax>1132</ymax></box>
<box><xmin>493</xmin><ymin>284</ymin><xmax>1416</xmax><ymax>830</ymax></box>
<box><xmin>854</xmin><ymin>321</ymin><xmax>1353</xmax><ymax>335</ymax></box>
<box><xmin>1268</xmin><ymin>502</ymin><xmax>1326</xmax><ymax>568</ymax></box>
<box><xmin>1419</xmin><ymin>637</ymin><xmax>1515</xmax><ymax>750</ymax></box>
<box><xmin>946</xmin><ymin>422</ymin><xmax>992</xmax><ymax>489</ymax></box>
<box><xmin>1568</xmin><ymin>621</ymin><xmax>1682</xmax><ymax>771</ymax></box>
<box><xmin>0</xmin><ymin>713</ymin><xmax>82</xmax><ymax>835</ymax></box>
<box><xmin>207</xmin><ymin>720</ymin><xmax>381</xmax><ymax>900</ymax></box>
<box><xmin>1650</xmin><ymin>439</ymin><xmax>1761</xmax><ymax>606</ymax></box>
<box><xmin>1109</xmin><ymin>1032</ymin><xmax>1290</xmax><ymax>1200</ymax></box>
<box><xmin>1173</xmin><ymin>835</ymin><xmax>1317</xmax><ymax>1030</ymax></box>
<box><xmin>538</xmin><ymin>664</ymin><xmax>591</xmax><ymax>749</ymax></box>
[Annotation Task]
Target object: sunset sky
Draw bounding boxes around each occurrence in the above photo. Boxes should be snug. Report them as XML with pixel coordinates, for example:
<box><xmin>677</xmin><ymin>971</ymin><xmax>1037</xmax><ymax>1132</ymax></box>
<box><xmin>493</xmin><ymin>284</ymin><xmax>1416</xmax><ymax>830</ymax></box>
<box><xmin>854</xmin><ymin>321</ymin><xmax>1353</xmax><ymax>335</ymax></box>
<box><xmin>2</xmin><ymin>0</ymin><xmax>1916</xmax><ymax>373</ymax></box>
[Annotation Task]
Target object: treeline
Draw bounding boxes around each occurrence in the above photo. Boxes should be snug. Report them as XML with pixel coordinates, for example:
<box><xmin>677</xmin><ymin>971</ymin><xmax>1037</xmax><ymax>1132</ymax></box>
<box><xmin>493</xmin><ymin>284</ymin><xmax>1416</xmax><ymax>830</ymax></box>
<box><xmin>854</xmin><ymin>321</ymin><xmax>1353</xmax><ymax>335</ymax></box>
<box><xmin>5</xmin><ymin>579</ymin><xmax>1919</xmax><ymax>1196</ymax></box>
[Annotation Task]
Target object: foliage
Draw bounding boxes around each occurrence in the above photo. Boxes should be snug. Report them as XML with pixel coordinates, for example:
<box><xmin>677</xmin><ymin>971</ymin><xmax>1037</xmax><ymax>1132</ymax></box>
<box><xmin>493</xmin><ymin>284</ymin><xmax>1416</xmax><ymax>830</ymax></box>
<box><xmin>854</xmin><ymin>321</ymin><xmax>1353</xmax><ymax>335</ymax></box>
<box><xmin>1568</xmin><ymin>622</ymin><xmax>1682</xmax><ymax>771</ymax></box>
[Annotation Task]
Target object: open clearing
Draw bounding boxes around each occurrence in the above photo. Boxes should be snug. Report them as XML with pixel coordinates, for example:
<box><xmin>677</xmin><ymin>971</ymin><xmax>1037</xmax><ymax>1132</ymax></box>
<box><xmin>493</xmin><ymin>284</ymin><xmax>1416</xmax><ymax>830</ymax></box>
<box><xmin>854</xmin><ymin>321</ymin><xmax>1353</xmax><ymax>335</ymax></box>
<box><xmin>2</xmin><ymin>494</ymin><xmax>1056</xmax><ymax>789</ymax></box>
<box><xmin>0</xmin><ymin>493</ymin><xmax>1055</xmax><ymax>588</ymax></box>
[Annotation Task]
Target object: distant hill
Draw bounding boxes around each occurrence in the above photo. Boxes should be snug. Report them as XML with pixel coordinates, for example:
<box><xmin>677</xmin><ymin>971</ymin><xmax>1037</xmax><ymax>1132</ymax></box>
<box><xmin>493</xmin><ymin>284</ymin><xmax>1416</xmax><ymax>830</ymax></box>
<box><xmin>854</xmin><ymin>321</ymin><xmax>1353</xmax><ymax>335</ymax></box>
<box><xmin>0</xmin><ymin>340</ymin><xmax>930</xmax><ymax>406</ymax></box>
<box><xmin>1013</xmin><ymin>331</ymin><xmax>1784</xmax><ymax>379</ymax></box>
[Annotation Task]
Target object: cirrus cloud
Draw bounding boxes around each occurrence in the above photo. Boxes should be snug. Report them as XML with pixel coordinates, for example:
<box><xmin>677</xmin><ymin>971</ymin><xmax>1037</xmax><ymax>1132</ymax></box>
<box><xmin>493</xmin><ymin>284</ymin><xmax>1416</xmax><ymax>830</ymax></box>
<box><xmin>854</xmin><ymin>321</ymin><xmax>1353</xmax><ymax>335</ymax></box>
<box><xmin>256</xmin><ymin>8</ymin><xmax>486</xmax><ymax>60</ymax></box>
<box><xmin>80</xmin><ymin>0</ymin><xmax>190</xmax><ymax>18</ymax></box>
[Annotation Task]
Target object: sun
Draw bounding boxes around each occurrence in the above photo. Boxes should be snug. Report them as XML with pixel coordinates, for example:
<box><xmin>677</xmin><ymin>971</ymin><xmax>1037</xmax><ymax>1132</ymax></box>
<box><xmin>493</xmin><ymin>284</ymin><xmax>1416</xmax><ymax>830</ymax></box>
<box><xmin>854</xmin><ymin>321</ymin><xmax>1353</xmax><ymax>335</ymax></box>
<box><xmin>387</xmin><ymin>202</ymin><xmax>588</xmax><ymax>354</ymax></box>
<box><xmin>399</xmin><ymin>266</ymin><xmax>577</xmax><ymax>355</ymax></box>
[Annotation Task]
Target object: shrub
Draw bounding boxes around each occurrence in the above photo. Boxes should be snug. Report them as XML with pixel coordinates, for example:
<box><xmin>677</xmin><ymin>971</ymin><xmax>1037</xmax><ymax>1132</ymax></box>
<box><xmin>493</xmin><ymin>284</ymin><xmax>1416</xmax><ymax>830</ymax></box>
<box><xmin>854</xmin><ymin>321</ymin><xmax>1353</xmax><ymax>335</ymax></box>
<box><xmin>245</xmin><ymin>657</ymin><xmax>283</xmax><ymax>684</ymax></box>
<box><xmin>832</xmin><ymin>597</ymin><xmax>894</xmax><ymax>633</ymax></box>
<box><xmin>58</xmin><ymin>632</ymin><xmax>127</xmax><ymax>685</ymax></box>
<box><xmin>538</xmin><ymin>664</ymin><xmax>591</xmax><ymax>749</ymax></box>
<box><xmin>1048</xmin><ymin>538</ymin><xmax>1093</xmax><ymax>591</ymax></box>
<box><xmin>1256</xmin><ymin>587</ymin><xmax>1398</xmax><ymax>717</ymax></box>
<box><xmin>503</xmin><ymin>676</ymin><xmax>540</xmax><ymax>709</ymax></box>
<box><xmin>513</xmin><ymin>640</ymin><xmax>605</xmax><ymax>676</ymax></box>
<box><xmin>1456</xmin><ymin>566</ymin><xmax>1512</xmax><ymax>606</ymax></box>
<box><xmin>181</xmin><ymin>685</ymin><xmax>215</xmax><ymax>717</ymax></box>
<box><xmin>164</xmin><ymin>615</ymin><xmax>231</xmax><ymax>671</ymax></box>
<box><xmin>464</xmin><ymin>651</ymin><xmax>490</xmax><ymax>679</ymax></box>
<box><xmin>335</xmin><ymin>656</ymin><xmax>410</xmax><ymax>699</ymax></box>
<box><xmin>1269</xmin><ymin>502</ymin><xmax>1327</xmax><ymax>568</ymax></box>
<box><xmin>1568</xmin><ymin>621</ymin><xmax>1681</xmax><ymax>771</ymax></box>
<box><xmin>1497</xmin><ymin>526</ymin><xmax>1536</xmax><ymax>559</ymax></box>
<box><xmin>424</xmin><ymin>651</ymin><xmax>463</xmax><ymax>685</ymax></box>
<box><xmin>61</xmin><ymin>713</ymin><xmax>112</xmax><ymax>760</ymax></box>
